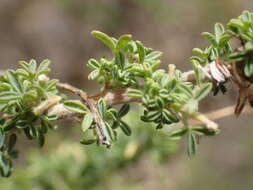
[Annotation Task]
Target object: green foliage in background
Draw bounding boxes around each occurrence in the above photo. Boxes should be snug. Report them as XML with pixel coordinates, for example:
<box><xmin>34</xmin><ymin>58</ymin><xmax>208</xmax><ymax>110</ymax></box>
<box><xmin>0</xmin><ymin>111</ymin><xmax>178</xmax><ymax>190</ymax></box>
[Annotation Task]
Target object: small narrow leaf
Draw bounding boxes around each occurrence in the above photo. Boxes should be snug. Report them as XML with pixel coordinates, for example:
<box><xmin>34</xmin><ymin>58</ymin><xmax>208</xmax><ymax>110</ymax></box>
<box><xmin>228</xmin><ymin>19</ymin><xmax>245</xmax><ymax>30</ymax></box>
<box><xmin>81</xmin><ymin>112</ymin><xmax>93</xmax><ymax>133</ymax></box>
<box><xmin>191</xmin><ymin>126</ymin><xmax>218</xmax><ymax>136</ymax></box>
<box><xmin>98</xmin><ymin>98</ymin><xmax>106</xmax><ymax>119</ymax></box>
<box><xmin>0</xmin><ymin>128</ymin><xmax>5</xmax><ymax>148</ymax></box>
<box><xmin>119</xmin><ymin>120</ymin><xmax>132</xmax><ymax>136</ymax></box>
<box><xmin>0</xmin><ymin>83</ymin><xmax>12</xmax><ymax>91</ymax></box>
<box><xmin>194</xmin><ymin>83</ymin><xmax>212</xmax><ymax>101</ymax></box>
<box><xmin>177</xmin><ymin>83</ymin><xmax>194</xmax><ymax>98</ymax></box>
<box><xmin>91</xmin><ymin>30</ymin><xmax>116</xmax><ymax>51</ymax></box>
<box><xmin>105</xmin><ymin>122</ymin><xmax>115</xmax><ymax>142</ymax></box>
<box><xmin>162</xmin><ymin>109</ymin><xmax>179</xmax><ymax>123</ymax></box>
<box><xmin>169</xmin><ymin>128</ymin><xmax>188</xmax><ymax>139</ymax></box>
<box><xmin>145</xmin><ymin>51</ymin><xmax>162</xmax><ymax>61</ymax></box>
<box><xmin>244</xmin><ymin>62</ymin><xmax>253</xmax><ymax>77</ymax></box>
<box><xmin>64</xmin><ymin>100</ymin><xmax>88</xmax><ymax>114</ymax></box>
<box><xmin>219</xmin><ymin>34</ymin><xmax>232</xmax><ymax>47</ymax></box>
<box><xmin>38</xmin><ymin>130</ymin><xmax>45</xmax><ymax>147</ymax></box>
<box><xmin>116</xmin><ymin>34</ymin><xmax>132</xmax><ymax>52</ymax></box>
<box><xmin>127</xmin><ymin>89</ymin><xmax>143</xmax><ymax>98</ymax></box>
<box><xmin>136</xmin><ymin>41</ymin><xmax>145</xmax><ymax>63</ymax></box>
<box><xmin>87</xmin><ymin>59</ymin><xmax>100</xmax><ymax>69</ymax></box>
<box><xmin>214</xmin><ymin>23</ymin><xmax>225</xmax><ymax>41</ymax></box>
<box><xmin>192</xmin><ymin>48</ymin><xmax>204</xmax><ymax>57</ymax></box>
<box><xmin>187</xmin><ymin>131</ymin><xmax>197</xmax><ymax>157</ymax></box>
<box><xmin>115</xmin><ymin>52</ymin><xmax>125</xmax><ymax>69</ymax></box>
<box><xmin>6</xmin><ymin>71</ymin><xmax>23</xmax><ymax>94</ymax></box>
<box><xmin>88</xmin><ymin>69</ymin><xmax>100</xmax><ymax>80</ymax></box>
<box><xmin>191</xmin><ymin>60</ymin><xmax>203</xmax><ymax>85</ymax></box>
<box><xmin>118</xmin><ymin>104</ymin><xmax>130</xmax><ymax>118</ymax></box>
<box><xmin>80</xmin><ymin>139</ymin><xmax>97</xmax><ymax>145</ymax></box>
<box><xmin>29</xmin><ymin>59</ymin><xmax>37</xmax><ymax>74</ymax></box>
<box><xmin>202</xmin><ymin>32</ymin><xmax>218</xmax><ymax>46</ymax></box>
<box><xmin>0</xmin><ymin>92</ymin><xmax>20</xmax><ymax>101</ymax></box>
<box><xmin>37</xmin><ymin>59</ymin><xmax>51</xmax><ymax>75</ymax></box>
<box><xmin>0</xmin><ymin>155</ymin><xmax>12</xmax><ymax>177</ymax></box>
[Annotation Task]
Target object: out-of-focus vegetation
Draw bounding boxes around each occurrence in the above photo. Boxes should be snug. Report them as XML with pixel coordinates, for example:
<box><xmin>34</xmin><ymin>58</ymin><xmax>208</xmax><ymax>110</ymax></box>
<box><xmin>0</xmin><ymin>111</ymin><xmax>178</xmax><ymax>190</ymax></box>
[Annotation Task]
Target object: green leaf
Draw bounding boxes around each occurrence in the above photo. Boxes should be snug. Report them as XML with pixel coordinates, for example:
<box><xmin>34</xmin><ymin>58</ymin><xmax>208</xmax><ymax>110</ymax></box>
<box><xmin>194</xmin><ymin>83</ymin><xmax>212</xmax><ymax>101</ymax></box>
<box><xmin>6</xmin><ymin>71</ymin><xmax>23</xmax><ymax>94</ymax></box>
<box><xmin>0</xmin><ymin>83</ymin><xmax>12</xmax><ymax>91</ymax></box>
<box><xmin>116</xmin><ymin>34</ymin><xmax>132</xmax><ymax>52</ymax></box>
<box><xmin>127</xmin><ymin>89</ymin><xmax>143</xmax><ymax>98</ymax></box>
<box><xmin>244</xmin><ymin>62</ymin><xmax>253</xmax><ymax>77</ymax></box>
<box><xmin>245</xmin><ymin>42</ymin><xmax>253</xmax><ymax>52</ymax></box>
<box><xmin>88</xmin><ymin>69</ymin><xmax>100</xmax><ymax>80</ymax></box>
<box><xmin>159</xmin><ymin>89</ymin><xmax>169</xmax><ymax>98</ymax></box>
<box><xmin>156</xmin><ymin>123</ymin><xmax>163</xmax><ymax>129</ymax></box>
<box><xmin>119</xmin><ymin>120</ymin><xmax>132</xmax><ymax>136</ymax></box>
<box><xmin>240</xmin><ymin>33</ymin><xmax>252</xmax><ymax>41</ymax></box>
<box><xmin>228</xmin><ymin>19</ymin><xmax>245</xmax><ymax>31</ymax></box>
<box><xmin>104</xmin><ymin>122</ymin><xmax>115</xmax><ymax>142</ymax></box>
<box><xmin>115</xmin><ymin>52</ymin><xmax>125</xmax><ymax>69</ymax></box>
<box><xmin>191</xmin><ymin>60</ymin><xmax>203</xmax><ymax>85</ymax></box>
<box><xmin>169</xmin><ymin>128</ymin><xmax>188</xmax><ymax>140</ymax></box>
<box><xmin>0</xmin><ymin>128</ymin><xmax>5</xmax><ymax>148</ymax></box>
<box><xmin>98</xmin><ymin>98</ymin><xmax>106</xmax><ymax>119</ymax></box>
<box><xmin>81</xmin><ymin>112</ymin><xmax>93</xmax><ymax>133</ymax></box>
<box><xmin>145</xmin><ymin>51</ymin><xmax>162</xmax><ymax>62</ymax></box>
<box><xmin>202</xmin><ymin>32</ymin><xmax>218</xmax><ymax>46</ymax></box>
<box><xmin>214</xmin><ymin>23</ymin><xmax>225</xmax><ymax>41</ymax></box>
<box><xmin>19</xmin><ymin>61</ymin><xmax>30</xmax><ymax>72</ymax></box>
<box><xmin>44</xmin><ymin>114</ymin><xmax>58</xmax><ymax>121</ymax></box>
<box><xmin>241</xmin><ymin>10</ymin><xmax>252</xmax><ymax>22</ymax></box>
<box><xmin>187</xmin><ymin>131</ymin><xmax>197</xmax><ymax>157</ymax></box>
<box><xmin>37</xmin><ymin>59</ymin><xmax>51</xmax><ymax>75</ymax></box>
<box><xmin>80</xmin><ymin>138</ymin><xmax>97</xmax><ymax>145</ymax></box>
<box><xmin>0</xmin><ymin>92</ymin><xmax>20</xmax><ymax>102</ymax></box>
<box><xmin>91</xmin><ymin>30</ymin><xmax>116</xmax><ymax>51</ymax></box>
<box><xmin>136</xmin><ymin>41</ymin><xmax>145</xmax><ymax>63</ymax></box>
<box><xmin>118</xmin><ymin>104</ymin><xmax>130</xmax><ymax>118</ymax></box>
<box><xmin>23</xmin><ymin>127</ymin><xmax>33</xmax><ymax>140</ymax></box>
<box><xmin>45</xmin><ymin>79</ymin><xmax>58</xmax><ymax>90</ymax></box>
<box><xmin>29</xmin><ymin>59</ymin><xmax>37</xmax><ymax>74</ymax></box>
<box><xmin>219</xmin><ymin>34</ymin><xmax>232</xmax><ymax>47</ymax></box>
<box><xmin>156</xmin><ymin>97</ymin><xmax>165</xmax><ymax>108</ymax></box>
<box><xmin>106</xmin><ymin>108</ymin><xmax>118</xmax><ymax>120</ymax></box>
<box><xmin>191</xmin><ymin>126</ymin><xmax>218</xmax><ymax>136</ymax></box>
<box><xmin>227</xmin><ymin>52</ymin><xmax>245</xmax><ymax>61</ymax></box>
<box><xmin>64</xmin><ymin>100</ymin><xmax>88</xmax><ymax>114</ymax></box>
<box><xmin>177</xmin><ymin>83</ymin><xmax>193</xmax><ymax>98</ymax></box>
<box><xmin>192</xmin><ymin>48</ymin><xmax>205</xmax><ymax>57</ymax></box>
<box><xmin>28</xmin><ymin>126</ymin><xmax>37</xmax><ymax>139</ymax></box>
<box><xmin>142</xmin><ymin>110</ymin><xmax>161</xmax><ymax>122</ymax></box>
<box><xmin>23</xmin><ymin>91</ymin><xmax>38</xmax><ymax>102</ymax></box>
<box><xmin>162</xmin><ymin>109</ymin><xmax>179</xmax><ymax>123</ymax></box>
<box><xmin>87</xmin><ymin>59</ymin><xmax>100</xmax><ymax>69</ymax></box>
<box><xmin>38</xmin><ymin>130</ymin><xmax>45</xmax><ymax>147</ymax></box>
<box><xmin>16</xmin><ymin>120</ymin><xmax>29</xmax><ymax>129</ymax></box>
<box><xmin>0</xmin><ymin>154</ymin><xmax>12</xmax><ymax>177</ymax></box>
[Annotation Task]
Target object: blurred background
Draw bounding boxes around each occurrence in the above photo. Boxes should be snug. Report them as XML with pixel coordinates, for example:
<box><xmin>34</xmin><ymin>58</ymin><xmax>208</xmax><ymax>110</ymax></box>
<box><xmin>1</xmin><ymin>0</ymin><xmax>253</xmax><ymax>189</ymax></box>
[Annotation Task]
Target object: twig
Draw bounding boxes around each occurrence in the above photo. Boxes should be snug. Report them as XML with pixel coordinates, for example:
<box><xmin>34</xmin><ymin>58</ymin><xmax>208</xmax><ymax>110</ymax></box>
<box><xmin>56</xmin><ymin>82</ymin><xmax>111</xmax><ymax>145</ymax></box>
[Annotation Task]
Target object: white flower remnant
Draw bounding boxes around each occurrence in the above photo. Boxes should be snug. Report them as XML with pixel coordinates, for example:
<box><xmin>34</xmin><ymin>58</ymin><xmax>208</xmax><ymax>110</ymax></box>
<box><xmin>209</xmin><ymin>61</ymin><xmax>231</xmax><ymax>83</ymax></box>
